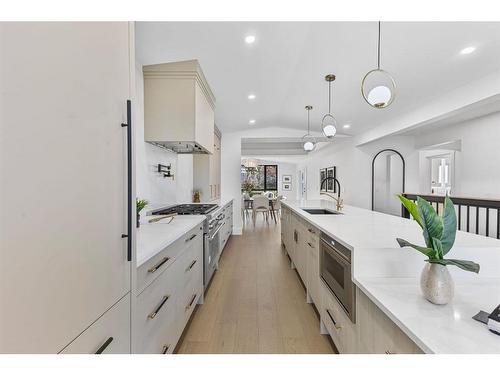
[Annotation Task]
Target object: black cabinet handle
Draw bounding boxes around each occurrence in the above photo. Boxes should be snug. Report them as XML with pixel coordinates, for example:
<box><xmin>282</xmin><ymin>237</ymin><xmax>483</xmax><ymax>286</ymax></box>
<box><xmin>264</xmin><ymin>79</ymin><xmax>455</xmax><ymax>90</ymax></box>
<box><xmin>307</xmin><ymin>242</ymin><xmax>314</xmax><ymax>248</ymax></box>
<box><xmin>185</xmin><ymin>234</ymin><xmax>197</xmax><ymax>242</ymax></box>
<box><xmin>148</xmin><ymin>295</ymin><xmax>170</xmax><ymax>319</ymax></box>
<box><xmin>95</xmin><ymin>337</ymin><xmax>113</xmax><ymax>354</ymax></box>
<box><xmin>121</xmin><ymin>100</ymin><xmax>132</xmax><ymax>262</ymax></box>
<box><xmin>185</xmin><ymin>294</ymin><xmax>197</xmax><ymax>311</ymax></box>
<box><xmin>326</xmin><ymin>309</ymin><xmax>341</xmax><ymax>330</ymax></box>
<box><xmin>185</xmin><ymin>259</ymin><xmax>197</xmax><ymax>272</ymax></box>
<box><xmin>162</xmin><ymin>345</ymin><xmax>170</xmax><ymax>354</ymax></box>
<box><xmin>147</xmin><ymin>256</ymin><xmax>170</xmax><ymax>273</ymax></box>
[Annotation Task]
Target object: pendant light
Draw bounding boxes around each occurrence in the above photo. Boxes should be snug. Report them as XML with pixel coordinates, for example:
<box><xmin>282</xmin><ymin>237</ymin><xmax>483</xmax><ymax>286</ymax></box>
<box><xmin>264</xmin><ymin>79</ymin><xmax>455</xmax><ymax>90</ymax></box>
<box><xmin>361</xmin><ymin>21</ymin><xmax>396</xmax><ymax>109</ymax></box>
<box><xmin>302</xmin><ymin>105</ymin><xmax>316</xmax><ymax>152</ymax></box>
<box><xmin>321</xmin><ymin>74</ymin><xmax>337</xmax><ymax>138</ymax></box>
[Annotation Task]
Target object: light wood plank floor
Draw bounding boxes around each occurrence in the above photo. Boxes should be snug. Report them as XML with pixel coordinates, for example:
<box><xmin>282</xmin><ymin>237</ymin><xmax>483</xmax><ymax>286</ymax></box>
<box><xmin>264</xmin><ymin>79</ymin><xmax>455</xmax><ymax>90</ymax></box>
<box><xmin>176</xmin><ymin>217</ymin><xmax>335</xmax><ymax>354</ymax></box>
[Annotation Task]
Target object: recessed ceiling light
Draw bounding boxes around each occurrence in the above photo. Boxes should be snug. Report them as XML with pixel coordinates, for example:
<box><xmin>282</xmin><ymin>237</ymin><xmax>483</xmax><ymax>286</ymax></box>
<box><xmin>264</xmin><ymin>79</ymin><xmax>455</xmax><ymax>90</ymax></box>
<box><xmin>245</xmin><ymin>35</ymin><xmax>256</xmax><ymax>44</ymax></box>
<box><xmin>343</xmin><ymin>124</ymin><xmax>351</xmax><ymax>129</ymax></box>
<box><xmin>249</xmin><ymin>119</ymin><xmax>256</xmax><ymax>125</ymax></box>
<box><xmin>460</xmin><ymin>46</ymin><xmax>476</xmax><ymax>55</ymax></box>
<box><xmin>248</xmin><ymin>94</ymin><xmax>256</xmax><ymax>100</ymax></box>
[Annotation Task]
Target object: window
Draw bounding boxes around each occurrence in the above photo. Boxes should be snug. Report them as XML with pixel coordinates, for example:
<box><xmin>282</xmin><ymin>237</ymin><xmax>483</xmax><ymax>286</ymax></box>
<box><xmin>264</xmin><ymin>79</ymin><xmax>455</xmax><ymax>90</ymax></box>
<box><xmin>241</xmin><ymin>164</ymin><xmax>278</xmax><ymax>191</ymax></box>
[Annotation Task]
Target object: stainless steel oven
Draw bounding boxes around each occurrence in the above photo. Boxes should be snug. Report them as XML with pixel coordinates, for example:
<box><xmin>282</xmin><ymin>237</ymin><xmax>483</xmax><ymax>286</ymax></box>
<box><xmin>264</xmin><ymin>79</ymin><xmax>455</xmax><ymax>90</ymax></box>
<box><xmin>204</xmin><ymin>211</ymin><xmax>224</xmax><ymax>288</ymax></box>
<box><xmin>320</xmin><ymin>232</ymin><xmax>356</xmax><ymax>323</ymax></box>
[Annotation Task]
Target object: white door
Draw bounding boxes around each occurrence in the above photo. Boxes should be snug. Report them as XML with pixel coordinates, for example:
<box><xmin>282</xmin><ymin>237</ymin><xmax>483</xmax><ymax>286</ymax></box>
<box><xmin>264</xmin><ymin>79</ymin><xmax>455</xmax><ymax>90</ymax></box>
<box><xmin>0</xmin><ymin>22</ymin><xmax>132</xmax><ymax>353</ymax></box>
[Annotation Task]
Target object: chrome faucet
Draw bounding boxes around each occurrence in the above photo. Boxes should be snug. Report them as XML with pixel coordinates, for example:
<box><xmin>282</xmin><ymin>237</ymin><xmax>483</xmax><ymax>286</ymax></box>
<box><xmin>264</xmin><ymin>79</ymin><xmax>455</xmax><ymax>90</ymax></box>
<box><xmin>320</xmin><ymin>176</ymin><xmax>344</xmax><ymax>212</ymax></box>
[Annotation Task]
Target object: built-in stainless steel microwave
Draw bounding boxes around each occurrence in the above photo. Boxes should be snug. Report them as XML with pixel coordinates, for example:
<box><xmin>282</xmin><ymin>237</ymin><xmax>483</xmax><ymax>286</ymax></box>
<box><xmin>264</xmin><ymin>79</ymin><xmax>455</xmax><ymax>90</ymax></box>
<box><xmin>320</xmin><ymin>232</ymin><xmax>356</xmax><ymax>323</ymax></box>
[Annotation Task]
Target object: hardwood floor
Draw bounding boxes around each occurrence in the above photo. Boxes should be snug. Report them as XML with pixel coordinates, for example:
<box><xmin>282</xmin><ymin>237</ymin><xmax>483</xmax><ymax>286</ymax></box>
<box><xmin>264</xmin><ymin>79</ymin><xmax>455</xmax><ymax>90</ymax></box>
<box><xmin>176</xmin><ymin>217</ymin><xmax>335</xmax><ymax>354</ymax></box>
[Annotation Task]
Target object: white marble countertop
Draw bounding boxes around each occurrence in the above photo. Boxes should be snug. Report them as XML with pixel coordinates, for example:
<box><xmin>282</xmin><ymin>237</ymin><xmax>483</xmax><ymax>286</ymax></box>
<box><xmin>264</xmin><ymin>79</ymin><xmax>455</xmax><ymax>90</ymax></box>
<box><xmin>282</xmin><ymin>199</ymin><xmax>500</xmax><ymax>354</ymax></box>
<box><xmin>136</xmin><ymin>215</ymin><xmax>206</xmax><ymax>267</ymax></box>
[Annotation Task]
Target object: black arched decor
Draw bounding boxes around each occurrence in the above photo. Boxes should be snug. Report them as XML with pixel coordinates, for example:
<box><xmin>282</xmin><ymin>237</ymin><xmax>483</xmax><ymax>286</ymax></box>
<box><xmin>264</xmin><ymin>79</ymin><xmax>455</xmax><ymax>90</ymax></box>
<box><xmin>371</xmin><ymin>149</ymin><xmax>406</xmax><ymax>214</ymax></box>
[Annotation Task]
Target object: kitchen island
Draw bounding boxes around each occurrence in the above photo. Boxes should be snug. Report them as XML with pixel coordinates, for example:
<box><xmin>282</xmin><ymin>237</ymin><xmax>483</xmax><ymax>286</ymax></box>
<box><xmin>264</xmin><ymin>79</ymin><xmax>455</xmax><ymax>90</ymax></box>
<box><xmin>281</xmin><ymin>199</ymin><xmax>500</xmax><ymax>354</ymax></box>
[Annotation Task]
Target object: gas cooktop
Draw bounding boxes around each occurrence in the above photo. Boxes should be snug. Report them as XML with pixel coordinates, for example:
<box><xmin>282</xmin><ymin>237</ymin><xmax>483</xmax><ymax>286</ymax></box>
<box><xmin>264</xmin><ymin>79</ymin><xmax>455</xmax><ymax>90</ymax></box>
<box><xmin>151</xmin><ymin>204</ymin><xmax>218</xmax><ymax>216</ymax></box>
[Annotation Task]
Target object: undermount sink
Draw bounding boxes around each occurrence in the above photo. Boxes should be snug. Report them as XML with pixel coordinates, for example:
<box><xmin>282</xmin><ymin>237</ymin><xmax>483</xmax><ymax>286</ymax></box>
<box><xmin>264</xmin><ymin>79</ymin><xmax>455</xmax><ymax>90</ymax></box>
<box><xmin>302</xmin><ymin>208</ymin><xmax>343</xmax><ymax>215</ymax></box>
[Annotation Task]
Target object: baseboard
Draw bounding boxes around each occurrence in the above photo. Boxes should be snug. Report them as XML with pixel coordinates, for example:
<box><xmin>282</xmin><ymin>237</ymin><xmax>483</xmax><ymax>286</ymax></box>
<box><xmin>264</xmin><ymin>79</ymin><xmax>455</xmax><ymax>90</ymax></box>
<box><xmin>232</xmin><ymin>226</ymin><xmax>243</xmax><ymax>235</ymax></box>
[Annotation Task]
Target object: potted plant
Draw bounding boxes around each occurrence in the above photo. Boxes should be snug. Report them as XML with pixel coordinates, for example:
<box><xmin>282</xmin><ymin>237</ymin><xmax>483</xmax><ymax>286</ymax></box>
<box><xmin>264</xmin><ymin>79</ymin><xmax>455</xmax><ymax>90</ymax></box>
<box><xmin>397</xmin><ymin>194</ymin><xmax>479</xmax><ymax>305</ymax></box>
<box><xmin>241</xmin><ymin>180</ymin><xmax>255</xmax><ymax>198</ymax></box>
<box><xmin>136</xmin><ymin>198</ymin><xmax>148</xmax><ymax>228</ymax></box>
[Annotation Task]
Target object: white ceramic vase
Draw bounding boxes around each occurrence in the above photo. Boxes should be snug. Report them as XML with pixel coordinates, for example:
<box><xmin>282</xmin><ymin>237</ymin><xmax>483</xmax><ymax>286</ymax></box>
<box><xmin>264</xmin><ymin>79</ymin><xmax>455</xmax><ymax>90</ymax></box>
<box><xmin>420</xmin><ymin>263</ymin><xmax>454</xmax><ymax>305</ymax></box>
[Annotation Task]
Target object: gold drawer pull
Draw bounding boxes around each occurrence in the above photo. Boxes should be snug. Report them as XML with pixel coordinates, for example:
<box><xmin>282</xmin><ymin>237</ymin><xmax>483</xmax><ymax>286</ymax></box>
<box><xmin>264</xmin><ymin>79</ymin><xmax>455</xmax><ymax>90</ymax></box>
<box><xmin>162</xmin><ymin>345</ymin><xmax>170</xmax><ymax>354</ymax></box>
<box><xmin>185</xmin><ymin>294</ymin><xmax>197</xmax><ymax>311</ymax></box>
<box><xmin>385</xmin><ymin>350</ymin><xmax>396</xmax><ymax>354</ymax></box>
<box><xmin>326</xmin><ymin>309</ymin><xmax>342</xmax><ymax>330</ymax></box>
<box><xmin>148</xmin><ymin>295</ymin><xmax>170</xmax><ymax>319</ymax></box>
<box><xmin>147</xmin><ymin>257</ymin><xmax>170</xmax><ymax>273</ymax></box>
<box><xmin>185</xmin><ymin>233</ymin><xmax>197</xmax><ymax>242</ymax></box>
<box><xmin>185</xmin><ymin>259</ymin><xmax>197</xmax><ymax>272</ymax></box>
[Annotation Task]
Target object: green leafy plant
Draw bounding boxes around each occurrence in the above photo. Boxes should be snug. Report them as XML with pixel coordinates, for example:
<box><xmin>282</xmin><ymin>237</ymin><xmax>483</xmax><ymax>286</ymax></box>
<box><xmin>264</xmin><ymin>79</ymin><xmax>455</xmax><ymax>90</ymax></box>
<box><xmin>241</xmin><ymin>180</ymin><xmax>255</xmax><ymax>194</ymax></box>
<box><xmin>397</xmin><ymin>194</ymin><xmax>479</xmax><ymax>273</ymax></box>
<box><xmin>136</xmin><ymin>198</ymin><xmax>148</xmax><ymax>214</ymax></box>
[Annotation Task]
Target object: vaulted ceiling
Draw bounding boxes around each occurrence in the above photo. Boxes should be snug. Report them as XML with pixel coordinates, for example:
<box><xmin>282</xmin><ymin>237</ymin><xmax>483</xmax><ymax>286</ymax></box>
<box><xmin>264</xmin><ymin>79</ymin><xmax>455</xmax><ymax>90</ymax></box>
<box><xmin>136</xmin><ymin>22</ymin><xmax>500</xmax><ymax>136</ymax></box>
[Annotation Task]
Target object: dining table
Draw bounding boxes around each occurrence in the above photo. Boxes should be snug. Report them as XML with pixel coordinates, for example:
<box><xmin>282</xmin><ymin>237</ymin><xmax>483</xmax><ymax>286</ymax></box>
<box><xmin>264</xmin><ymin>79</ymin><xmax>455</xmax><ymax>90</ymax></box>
<box><xmin>244</xmin><ymin>197</ymin><xmax>278</xmax><ymax>223</ymax></box>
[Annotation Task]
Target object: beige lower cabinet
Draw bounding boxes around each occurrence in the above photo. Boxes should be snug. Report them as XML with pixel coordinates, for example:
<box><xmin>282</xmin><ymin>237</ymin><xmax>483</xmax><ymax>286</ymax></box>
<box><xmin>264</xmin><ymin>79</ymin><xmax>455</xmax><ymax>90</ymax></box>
<box><xmin>321</xmin><ymin>281</ymin><xmax>357</xmax><ymax>353</ymax></box>
<box><xmin>305</xmin><ymin>228</ymin><xmax>320</xmax><ymax>306</ymax></box>
<box><xmin>134</xmin><ymin>226</ymin><xmax>204</xmax><ymax>354</ymax></box>
<box><xmin>281</xmin><ymin>205</ymin><xmax>423</xmax><ymax>354</ymax></box>
<box><xmin>356</xmin><ymin>290</ymin><xmax>423</xmax><ymax>354</ymax></box>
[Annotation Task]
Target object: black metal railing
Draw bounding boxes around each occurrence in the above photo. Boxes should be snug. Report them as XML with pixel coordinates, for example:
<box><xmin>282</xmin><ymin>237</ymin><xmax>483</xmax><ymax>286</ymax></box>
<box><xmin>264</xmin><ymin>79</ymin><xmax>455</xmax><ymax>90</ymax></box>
<box><xmin>402</xmin><ymin>193</ymin><xmax>500</xmax><ymax>239</ymax></box>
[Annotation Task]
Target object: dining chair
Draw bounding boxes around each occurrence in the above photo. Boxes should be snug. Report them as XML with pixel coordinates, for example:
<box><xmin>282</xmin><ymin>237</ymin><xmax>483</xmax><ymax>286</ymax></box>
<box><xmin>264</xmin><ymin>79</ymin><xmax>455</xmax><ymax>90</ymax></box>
<box><xmin>252</xmin><ymin>195</ymin><xmax>270</xmax><ymax>224</ymax></box>
<box><xmin>273</xmin><ymin>196</ymin><xmax>282</xmax><ymax>218</ymax></box>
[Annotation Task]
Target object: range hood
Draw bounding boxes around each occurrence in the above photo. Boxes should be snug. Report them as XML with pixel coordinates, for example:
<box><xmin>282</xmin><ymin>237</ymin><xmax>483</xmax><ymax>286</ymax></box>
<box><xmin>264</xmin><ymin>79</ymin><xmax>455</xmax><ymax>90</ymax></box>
<box><xmin>148</xmin><ymin>141</ymin><xmax>210</xmax><ymax>154</ymax></box>
<box><xmin>143</xmin><ymin>60</ymin><xmax>216</xmax><ymax>154</ymax></box>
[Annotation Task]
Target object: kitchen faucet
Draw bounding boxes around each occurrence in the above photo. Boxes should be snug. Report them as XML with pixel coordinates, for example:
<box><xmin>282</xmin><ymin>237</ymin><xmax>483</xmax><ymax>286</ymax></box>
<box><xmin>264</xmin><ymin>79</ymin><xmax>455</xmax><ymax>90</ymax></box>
<box><xmin>320</xmin><ymin>176</ymin><xmax>344</xmax><ymax>211</ymax></box>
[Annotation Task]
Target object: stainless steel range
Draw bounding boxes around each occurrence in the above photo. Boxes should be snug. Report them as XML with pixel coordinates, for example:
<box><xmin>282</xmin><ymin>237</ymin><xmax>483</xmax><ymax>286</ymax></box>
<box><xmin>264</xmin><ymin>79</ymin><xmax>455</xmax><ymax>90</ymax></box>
<box><xmin>150</xmin><ymin>203</ymin><xmax>224</xmax><ymax>289</ymax></box>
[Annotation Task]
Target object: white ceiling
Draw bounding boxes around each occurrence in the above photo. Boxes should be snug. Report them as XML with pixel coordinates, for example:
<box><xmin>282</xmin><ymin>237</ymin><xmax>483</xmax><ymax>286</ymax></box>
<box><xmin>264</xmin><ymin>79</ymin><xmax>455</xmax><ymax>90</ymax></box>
<box><xmin>136</xmin><ymin>22</ymin><xmax>500</xmax><ymax>136</ymax></box>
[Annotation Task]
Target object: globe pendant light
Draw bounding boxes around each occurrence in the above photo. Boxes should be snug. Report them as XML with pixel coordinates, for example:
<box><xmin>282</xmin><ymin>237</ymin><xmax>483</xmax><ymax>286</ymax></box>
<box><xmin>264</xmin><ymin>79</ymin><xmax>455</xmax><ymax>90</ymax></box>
<box><xmin>321</xmin><ymin>74</ymin><xmax>337</xmax><ymax>138</ymax></box>
<box><xmin>302</xmin><ymin>105</ymin><xmax>316</xmax><ymax>152</ymax></box>
<box><xmin>361</xmin><ymin>21</ymin><xmax>396</xmax><ymax>109</ymax></box>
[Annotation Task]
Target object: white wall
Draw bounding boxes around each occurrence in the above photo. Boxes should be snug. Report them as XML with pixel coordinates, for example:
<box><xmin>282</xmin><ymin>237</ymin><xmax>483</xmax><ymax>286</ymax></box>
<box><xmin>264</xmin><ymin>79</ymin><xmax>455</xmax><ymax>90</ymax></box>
<box><xmin>242</xmin><ymin>158</ymin><xmax>299</xmax><ymax>200</ymax></box>
<box><xmin>134</xmin><ymin>63</ymin><xmax>193</xmax><ymax>207</ymax></box>
<box><xmin>221</xmin><ymin>127</ymin><xmax>312</xmax><ymax>235</ymax></box>
<box><xmin>415</xmin><ymin>111</ymin><xmax>500</xmax><ymax>199</ymax></box>
<box><xmin>299</xmin><ymin>136</ymin><xmax>419</xmax><ymax>211</ymax></box>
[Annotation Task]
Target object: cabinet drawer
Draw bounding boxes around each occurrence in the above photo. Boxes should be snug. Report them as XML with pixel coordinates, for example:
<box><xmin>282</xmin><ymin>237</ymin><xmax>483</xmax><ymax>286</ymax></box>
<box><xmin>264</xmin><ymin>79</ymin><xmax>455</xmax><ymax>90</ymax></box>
<box><xmin>177</xmin><ymin>234</ymin><xmax>203</xmax><ymax>290</ymax></box>
<box><xmin>135</xmin><ymin>264</ymin><xmax>179</xmax><ymax>354</ymax></box>
<box><xmin>321</xmin><ymin>282</ymin><xmax>356</xmax><ymax>353</ymax></box>
<box><xmin>61</xmin><ymin>294</ymin><xmax>130</xmax><ymax>354</ymax></box>
<box><xmin>137</xmin><ymin>225</ymin><xmax>203</xmax><ymax>293</ymax></box>
<box><xmin>356</xmin><ymin>291</ymin><xmax>423</xmax><ymax>354</ymax></box>
<box><xmin>177</xmin><ymin>276</ymin><xmax>203</xmax><ymax>335</ymax></box>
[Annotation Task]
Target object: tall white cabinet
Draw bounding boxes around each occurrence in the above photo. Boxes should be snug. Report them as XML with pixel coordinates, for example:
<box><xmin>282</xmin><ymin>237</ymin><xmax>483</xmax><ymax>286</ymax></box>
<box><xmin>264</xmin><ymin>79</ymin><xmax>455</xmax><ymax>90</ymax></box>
<box><xmin>0</xmin><ymin>22</ymin><xmax>134</xmax><ymax>353</ymax></box>
<box><xmin>193</xmin><ymin>128</ymin><xmax>222</xmax><ymax>201</ymax></box>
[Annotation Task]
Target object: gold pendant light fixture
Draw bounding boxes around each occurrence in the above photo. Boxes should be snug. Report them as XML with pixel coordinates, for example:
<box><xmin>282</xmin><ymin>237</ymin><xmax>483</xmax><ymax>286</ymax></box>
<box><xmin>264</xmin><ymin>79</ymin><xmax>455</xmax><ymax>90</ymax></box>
<box><xmin>361</xmin><ymin>21</ymin><xmax>396</xmax><ymax>109</ymax></box>
<box><xmin>302</xmin><ymin>105</ymin><xmax>316</xmax><ymax>152</ymax></box>
<box><xmin>321</xmin><ymin>74</ymin><xmax>338</xmax><ymax>138</ymax></box>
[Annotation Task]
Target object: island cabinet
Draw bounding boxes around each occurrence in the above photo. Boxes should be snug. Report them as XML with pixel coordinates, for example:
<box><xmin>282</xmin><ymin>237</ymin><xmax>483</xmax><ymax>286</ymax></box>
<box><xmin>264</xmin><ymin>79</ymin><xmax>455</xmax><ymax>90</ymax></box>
<box><xmin>280</xmin><ymin>207</ymin><xmax>320</xmax><ymax>306</ymax></box>
<box><xmin>281</xmin><ymin>204</ymin><xmax>423</xmax><ymax>355</ymax></box>
<box><xmin>134</xmin><ymin>225</ymin><xmax>204</xmax><ymax>354</ymax></box>
<box><xmin>355</xmin><ymin>290</ymin><xmax>423</xmax><ymax>354</ymax></box>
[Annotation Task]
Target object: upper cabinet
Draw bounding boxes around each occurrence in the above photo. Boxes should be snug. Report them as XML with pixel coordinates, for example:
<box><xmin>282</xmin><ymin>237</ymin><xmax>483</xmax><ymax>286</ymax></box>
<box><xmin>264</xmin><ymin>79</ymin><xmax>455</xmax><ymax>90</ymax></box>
<box><xmin>143</xmin><ymin>60</ymin><xmax>216</xmax><ymax>154</ymax></box>
<box><xmin>193</xmin><ymin>127</ymin><xmax>222</xmax><ymax>201</ymax></box>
